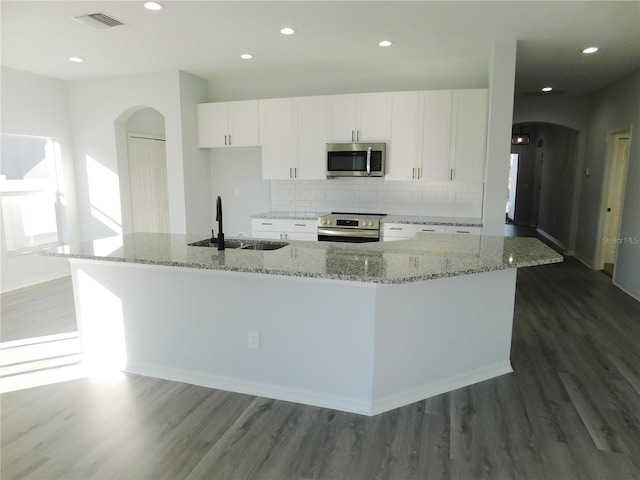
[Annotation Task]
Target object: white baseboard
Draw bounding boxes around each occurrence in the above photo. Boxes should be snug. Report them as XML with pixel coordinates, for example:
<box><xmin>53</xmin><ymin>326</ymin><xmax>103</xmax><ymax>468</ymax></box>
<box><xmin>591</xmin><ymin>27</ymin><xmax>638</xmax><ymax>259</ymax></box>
<box><xmin>1</xmin><ymin>270</ymin><xmax>71</xmax><ymax>294</ymax></box>
<box><xmin>126</xmin><ymin>360</ymin><xmax>514</xmax><ymax>417</ymax></box>
<box><xmin>125</xmin><ymin>361</ymin><xmax>374</xmax><ymax>416</ymax></box>
<box><xmin>573</xmin><ymin>252</ymin><xmax>595</xmax><ymax>269</ymax></box>
<box><xmin>370</xmin><ymin>361</ymin><xmax>513</xmax><ymax>416</ymax></box>
<box><xmin>613</xmin><ymin>279</ymin><xmax>640</xmax><ymax>302</ymax></box>
<box><xmin>535</xmin><ymin>227</ymin><xmax>567</xmax><ymax>252</ymax></box>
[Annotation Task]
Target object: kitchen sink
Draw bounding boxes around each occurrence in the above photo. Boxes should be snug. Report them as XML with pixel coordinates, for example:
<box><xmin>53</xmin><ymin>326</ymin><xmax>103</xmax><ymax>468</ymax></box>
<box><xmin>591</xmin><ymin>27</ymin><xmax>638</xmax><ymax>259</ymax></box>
<box><xmin>189</xmin><ymin>238</ymin><xmax>289</xmax><ymax>250</ymax></box>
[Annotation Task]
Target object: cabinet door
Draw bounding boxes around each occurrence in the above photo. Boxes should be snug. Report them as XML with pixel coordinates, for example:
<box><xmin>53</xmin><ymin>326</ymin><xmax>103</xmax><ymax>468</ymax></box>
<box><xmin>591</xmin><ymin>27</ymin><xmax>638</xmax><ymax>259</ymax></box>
<box><xmin>260</xmin><ymin>98</ymin><xmax>297</xmax><ymax>179</ymax></box>
<box><xmin>197</xmin><ymin>103</ymin><xmax>229</xmax><ymax>148</ymax></box>
<box><xmin>386</xmin><ymin>91</ymin><xmax>421</xmax><ymax>181</ymax></box>
<box><xmin>357</xmin><ymin>92</ymin><xmax>391</xmax><ymax>142</ymax></box>
<box><xmin>327</xmin><ymin>94</ymin><xmax>357</xmax><ymax>142</ymax></box>
<box><xmin>420</xmin><ymin>90</ymin><xmax>452</xmax><ymax>182</ymax></box>
<box><xmin>450</xmin><ymin>89</ymin><xmax>487</xmax><ymax>183</ymax></box>
<box><xmin>296</xmin><ymin>96</ymin><xmax>327</xmax><ymax>180</ymax></box>
<box><xmin>228</xmin><ymin>100</ymin><xmax>260</xmax><ymax>147</ymax></box>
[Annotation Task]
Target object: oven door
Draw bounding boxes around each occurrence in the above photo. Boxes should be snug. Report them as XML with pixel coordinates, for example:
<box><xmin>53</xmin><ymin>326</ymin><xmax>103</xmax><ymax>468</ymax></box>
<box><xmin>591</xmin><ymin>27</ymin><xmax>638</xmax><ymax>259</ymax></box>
<box><xmin>317</xmin><ymin>227</ymin><xmax>380</xmax><ymax>243</ymax></box>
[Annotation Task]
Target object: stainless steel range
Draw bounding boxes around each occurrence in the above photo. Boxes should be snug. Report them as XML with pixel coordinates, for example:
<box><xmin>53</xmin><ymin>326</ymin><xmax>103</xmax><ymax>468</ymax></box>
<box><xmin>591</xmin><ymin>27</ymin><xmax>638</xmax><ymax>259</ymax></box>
<box><xmin>317</xmin><ymin>212</ymin><xmax>386</xmax><ymax>243</ymax></box>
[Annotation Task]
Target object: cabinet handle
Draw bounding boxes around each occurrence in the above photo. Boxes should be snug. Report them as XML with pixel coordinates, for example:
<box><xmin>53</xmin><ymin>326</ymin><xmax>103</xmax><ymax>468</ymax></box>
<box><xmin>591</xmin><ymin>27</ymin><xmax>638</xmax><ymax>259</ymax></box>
<box><xmin>450</xmin><ymin>168</ymin><xmax>454</xmax><ymax>181</ymax></box>
<box><xmin>356</xmin><ymin>130</ymin><xmax>360</xmax><ymax>142</ymax></box>
<box><xmin>289</xmin><ymin>167</ymin><xmax>293</xmax><ymax>178</ymax></box>
<box><xmin>456</xmin><ymin>230</ymin><xmax>470</xmax><ymax>234</ymax></box>
<box><xmin>294</xmin><ymin>223</ymin><xmax>306</xmax><ymax>227</ymax></box>
<box><xmin>422</xmin><ymin>229</ymin><xmax>435</xmax><ymax>232</ymax></box>
<box><xmin>390</xmin><ymin>227</ymin><xmax>402</xmax><ymax>231</ymax></box>
<box><xmin>228</xmin><ymin>134</ymin><xmax>232</xmax><ymax>145</ymax></box>
<box><xmin>412</xmin><ymin>167</ymin><xmax>415</xmax><ymax>179</ymax></box>
<box><xmin>351</xmin><ymin>130</ymin><xmax>355</xmax><ymax>142</ymax></box>
<box><xmin>224</xmin><ymin>135</ymin><xmax>227</xmax><ymax>146</ymax></box>
<box><xmin>262</xmin><ymin>222</ymin><xmax>273</xmax><ymax>226</ymax></box>
<box><xmin>294</xmin><ymin>167</ymin><xmax>297</xmax><ymax>178</ymax></box>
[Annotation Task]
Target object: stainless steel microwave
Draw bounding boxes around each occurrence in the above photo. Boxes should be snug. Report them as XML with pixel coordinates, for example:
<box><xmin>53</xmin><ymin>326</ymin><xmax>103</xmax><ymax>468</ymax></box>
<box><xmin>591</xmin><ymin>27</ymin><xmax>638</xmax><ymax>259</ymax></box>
<box><xmin>326</xmin><ymin>142</ymin><xmax>386</xmax><ymax>178</ymax></box>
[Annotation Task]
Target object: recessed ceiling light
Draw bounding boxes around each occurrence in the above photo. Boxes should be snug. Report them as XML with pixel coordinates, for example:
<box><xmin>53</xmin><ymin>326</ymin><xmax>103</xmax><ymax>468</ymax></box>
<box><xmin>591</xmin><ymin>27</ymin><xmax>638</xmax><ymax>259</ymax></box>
<box><xmin>541</xmin><ymin>86</ymin><xmax>553</xmax><ymax>93</ymax></box>
<box><xmin>240</xmin><ymin>53</ymin><xmax>253</xmax><ymax>60</ymax></box>
<box><xmin>69</xmin><ymin>57</ymin><xmax>84</xmax><ymax>63</ymax></box>
<box><xmin>378</xmin><ymin>40</ymin><xmax>393</xmax><ymax>47</ymax></box>
<box><xmin>280</xmin><ymin>27</ymin><xmax>295</xmax><ymax>35</ymax></box>
<box><xmin>582</xmin><ymin>46</ymin><xmax>599</xmax><ymax>54</ymax></box>
<box><xmin>143</xmin><ymin>2</ymin><xmax>163</xmax><ymax>11</ymax></box>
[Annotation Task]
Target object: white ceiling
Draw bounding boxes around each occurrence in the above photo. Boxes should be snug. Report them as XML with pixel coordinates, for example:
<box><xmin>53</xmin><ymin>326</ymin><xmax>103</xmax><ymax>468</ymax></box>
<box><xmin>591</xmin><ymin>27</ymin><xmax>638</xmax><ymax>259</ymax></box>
<box><xmin>2</xmin><ymin>1</ymin><xmax>639</xmax><ymax>99</ymax></box>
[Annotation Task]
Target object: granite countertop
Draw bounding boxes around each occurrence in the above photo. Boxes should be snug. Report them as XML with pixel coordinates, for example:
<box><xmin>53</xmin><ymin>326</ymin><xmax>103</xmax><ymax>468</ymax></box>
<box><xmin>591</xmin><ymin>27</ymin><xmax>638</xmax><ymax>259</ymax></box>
<box><xmin>252</xmin><ymin>212</ymin><xmax>482</xmax><ymax>227</ymax></box>
<box><xmin>252</xmin><ymin>211</ymin><xmax>326</xmax><ymax>220</ymax></box>
<box><xmin>43</xmin><ymin>232</ymin><xmax>562</xmax><ymax>284</ymax></box>
<box><xmin>381</xmin><ymin>215</ymin><xmax>483</xmax><ymax>227</ymax></box>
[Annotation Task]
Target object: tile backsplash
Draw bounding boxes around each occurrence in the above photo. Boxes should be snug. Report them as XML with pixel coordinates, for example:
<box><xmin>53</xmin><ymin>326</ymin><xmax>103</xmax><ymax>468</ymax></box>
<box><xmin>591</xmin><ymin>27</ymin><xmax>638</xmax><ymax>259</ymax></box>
<box><xmin>271</xmin><ymin>179</ymin><xmax>484</xmax><ymax>217</ymax></box>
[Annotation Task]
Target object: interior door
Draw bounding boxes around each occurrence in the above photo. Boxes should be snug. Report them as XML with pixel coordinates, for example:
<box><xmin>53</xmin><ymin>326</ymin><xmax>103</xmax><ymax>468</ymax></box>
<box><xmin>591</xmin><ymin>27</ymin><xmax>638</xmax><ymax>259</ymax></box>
<box><xmin>128</xmin><ymin>134</ymin><xmax>170</xmax><ymax>233</ymax></box>
<box><xmin>604</xmin><ymin>135</ymin><xmax>630</xmax><ymax>264</ymax></box>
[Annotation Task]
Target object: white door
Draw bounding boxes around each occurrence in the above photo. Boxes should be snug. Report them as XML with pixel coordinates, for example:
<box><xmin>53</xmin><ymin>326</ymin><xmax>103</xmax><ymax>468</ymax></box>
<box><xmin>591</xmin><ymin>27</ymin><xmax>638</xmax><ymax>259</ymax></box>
<box><xmin>604</xmin><ymin>135</ymin><xmax>630</xmax><ymax>264</ymax></box>
<box><xmin>128</xmin><ymin>134</ymin><xmax>170</xmax><ymax>233</ymax></box>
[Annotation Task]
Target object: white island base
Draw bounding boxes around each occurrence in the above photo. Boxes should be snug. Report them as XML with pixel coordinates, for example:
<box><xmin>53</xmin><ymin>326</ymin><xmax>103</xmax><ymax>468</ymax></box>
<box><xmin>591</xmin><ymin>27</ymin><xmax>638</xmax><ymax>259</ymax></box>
<box><xmin>70</xmin><ymin>259</ymin><xmax>516</xmax><ymax>416</ymax></box>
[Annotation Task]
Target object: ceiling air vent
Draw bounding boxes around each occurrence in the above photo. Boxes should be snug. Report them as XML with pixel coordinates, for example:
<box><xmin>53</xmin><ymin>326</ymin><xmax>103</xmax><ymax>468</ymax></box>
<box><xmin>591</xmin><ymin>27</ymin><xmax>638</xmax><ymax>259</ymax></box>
<box><xmin>73</xmin><ymin>12</ymin><xmax>125</xmax><ymax>29</ymax></box>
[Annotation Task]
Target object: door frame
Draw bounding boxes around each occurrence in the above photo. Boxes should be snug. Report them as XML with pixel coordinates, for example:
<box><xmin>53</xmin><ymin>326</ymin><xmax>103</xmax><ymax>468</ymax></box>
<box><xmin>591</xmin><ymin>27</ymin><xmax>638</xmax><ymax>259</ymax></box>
<box><xmin>596</xmin><ymin>127</ymin><xmax>632</xmax><ymax>272</ymax></box>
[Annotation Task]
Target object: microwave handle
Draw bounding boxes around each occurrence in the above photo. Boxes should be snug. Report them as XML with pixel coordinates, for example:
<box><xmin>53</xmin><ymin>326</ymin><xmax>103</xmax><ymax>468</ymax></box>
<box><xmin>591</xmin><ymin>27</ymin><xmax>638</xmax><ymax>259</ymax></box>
<box><xmin>366</xmin><ymin>146</ymin><xmax>371</xmax><ymax>175</ymax></box>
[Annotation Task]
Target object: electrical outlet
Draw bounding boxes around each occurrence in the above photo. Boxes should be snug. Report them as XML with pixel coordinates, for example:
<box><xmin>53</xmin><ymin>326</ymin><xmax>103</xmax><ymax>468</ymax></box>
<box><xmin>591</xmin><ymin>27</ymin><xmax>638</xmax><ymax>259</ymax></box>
<box><xmin>248</xmin><ymin>330</ymin><xmax>260</xmax><ymax>349</ymax></box>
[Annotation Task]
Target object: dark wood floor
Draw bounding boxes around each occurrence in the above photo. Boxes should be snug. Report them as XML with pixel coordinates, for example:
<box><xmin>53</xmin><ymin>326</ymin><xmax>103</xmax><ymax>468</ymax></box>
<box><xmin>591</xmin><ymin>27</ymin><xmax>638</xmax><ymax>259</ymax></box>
<box><xmin>2</xmin><ymin>258</ymin><xmax>639</xmax><ymax>479</ymax></box>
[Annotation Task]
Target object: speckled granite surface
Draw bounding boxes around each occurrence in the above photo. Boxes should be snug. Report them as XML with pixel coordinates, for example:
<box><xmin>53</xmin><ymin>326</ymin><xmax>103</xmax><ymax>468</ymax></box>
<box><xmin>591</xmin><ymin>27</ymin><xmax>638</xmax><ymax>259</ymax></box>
<box><xmin>252</xmin><ymin>212</ymin><xmax>482</xmax><ymax>227</ymax></box>
<box><xmin>382</xmin><ymin>215</ymin><xmax>483</xmax><ymax>227</ymax></box>
<box><xmin>43</xmin><ymin>232</ymin><xmax>562</xmax><ymax>284</ymax></box>
<box><xmin>252</xmin><ymin>211</ymin><xmax>327</xmax><ymax>220</ymax></box>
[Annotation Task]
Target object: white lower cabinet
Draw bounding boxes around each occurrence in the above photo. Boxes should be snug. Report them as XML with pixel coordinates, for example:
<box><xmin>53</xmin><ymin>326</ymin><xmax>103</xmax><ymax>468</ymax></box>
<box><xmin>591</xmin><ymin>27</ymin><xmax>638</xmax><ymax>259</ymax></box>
<box><xmin>251</xmin><ymin>219</ymin><xmax>317</xmax><ymax>241</ymax></box>
<box><xmin>444</xmin><ymin>225</ymin><xmax>482</xmax><ymax>235</ymax></box>
<box><xmin>382</xmin><ymin>223</ymin><xmax>446</xmax><ymax>241</ymax></box>
<box><xmin>382</xmin><ymin>223</ymin><xmax>482</xmax><ymax>240</ymax></box>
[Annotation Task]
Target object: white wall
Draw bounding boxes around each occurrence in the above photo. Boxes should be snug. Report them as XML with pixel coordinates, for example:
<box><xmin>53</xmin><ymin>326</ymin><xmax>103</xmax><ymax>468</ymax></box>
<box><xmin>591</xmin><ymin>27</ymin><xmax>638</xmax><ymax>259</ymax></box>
<box><xmin>514</xmin><ymin>70</ymin><xmax>640</xmax><ymax>299</ymax></box>
<box><xmin>67</xmin><ymin>70</ymin><xmax>210</xmax><ymax>240</ymax></box>
<box><xmin>578</xmin><ymin>70</ymin><xmax>640</xmax><ymax>298</ymax></box>
<box><xmin>0</xmin><ymin>67</ymin><xmax>79</xmax><ymax>292</ymax></box>
<box><xmin>534</xmin><ymin>124</ymin><xmax>579</xmax><ymax>251</ymax></box>
<box><xmin>210</xmin><ymin>147</ymin><xmax>270</xmax><ymax>237</ymax></box>
<box><xmin>482</xmin><ymin>40</ymin><xmax>517</xmax><ymax>235</ymax></box>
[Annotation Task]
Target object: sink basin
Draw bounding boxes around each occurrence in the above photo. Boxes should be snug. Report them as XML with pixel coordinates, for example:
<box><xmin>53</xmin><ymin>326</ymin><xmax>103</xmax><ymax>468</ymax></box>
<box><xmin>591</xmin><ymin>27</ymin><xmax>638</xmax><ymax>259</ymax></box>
<box><xmin>189</xmin><ymin>238</ymin><xmax>289</xmax><ymax>251</ymax></box>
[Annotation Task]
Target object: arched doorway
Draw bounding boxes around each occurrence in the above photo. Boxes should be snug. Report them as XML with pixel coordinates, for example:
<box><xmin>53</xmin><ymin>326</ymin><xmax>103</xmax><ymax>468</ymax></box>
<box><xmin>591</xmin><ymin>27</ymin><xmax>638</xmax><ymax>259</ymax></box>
<box><xmin>510</xmin><ymin>122</ymin><xmax>580</xmax><ymax>252</ymax></box>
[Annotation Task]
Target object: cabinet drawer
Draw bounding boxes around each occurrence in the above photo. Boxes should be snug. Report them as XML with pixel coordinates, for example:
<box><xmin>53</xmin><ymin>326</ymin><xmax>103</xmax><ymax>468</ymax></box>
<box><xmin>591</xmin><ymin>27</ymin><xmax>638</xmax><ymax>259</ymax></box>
<box><xmin>383</xmin><ymin>223</ymin><xmax>445</xmax><ymax>239</ymax></box>
<box><xmin>252</xmin><ymin>219</ymin><xmax>316</xmax><ymax>232</ymax></box>
<box><xmin>444</xmin><ymin>225</ymin><xmax>482</xmax><ymax>235</ymax></box>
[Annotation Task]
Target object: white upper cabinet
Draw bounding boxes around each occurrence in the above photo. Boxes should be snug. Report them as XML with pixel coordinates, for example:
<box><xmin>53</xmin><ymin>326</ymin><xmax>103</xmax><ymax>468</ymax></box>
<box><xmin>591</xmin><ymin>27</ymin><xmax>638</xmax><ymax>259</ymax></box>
<box><xmin>260</xmin><ymin>96</ymin><xmax>327</xmax><ymax>180</ymax></box>
<box><xmin>394</xmin><ymin>88</ymin><xmax>488</xmax><ymax>184</ymax></box>
<box><xmin>296</xmin><ymin>96</ymin><xmax>328</xmax><ymax>180</ymax></box>
<box><xmin>385</xmin><ymin>91</ymin><xmax>422</xmax><ymax>181</ymax></box>
<box><xmin>197</xmin><ymin>100</ymin><xmax>260</xmax><ymax>148</ymax></box>
<box><xmin>420</xmin><ymin>90</ymin><xmax>453</xmax><ymax>182</ymax></box>
<box><xmin>327</xmin><ymin>93</ymin><xmax>391</xmax><ymax>143</ymax></box>
<box><xmin>260</xmin><ymin>98</ymin><xmax>296</xmax><ymax>179</ymax></box>
<box><xmin>449</xmin><ymin>89</ymin><xmax>488</xmax><ymax>183</ymax></box>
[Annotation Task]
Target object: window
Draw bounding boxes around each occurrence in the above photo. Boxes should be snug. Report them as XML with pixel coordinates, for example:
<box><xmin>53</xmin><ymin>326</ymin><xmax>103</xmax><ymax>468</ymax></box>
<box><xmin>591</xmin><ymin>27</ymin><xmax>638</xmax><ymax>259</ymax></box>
<box><xmin>1</xmin><ymin>134</ymin><xmax>62</xmax><ymax>253</ymax></box>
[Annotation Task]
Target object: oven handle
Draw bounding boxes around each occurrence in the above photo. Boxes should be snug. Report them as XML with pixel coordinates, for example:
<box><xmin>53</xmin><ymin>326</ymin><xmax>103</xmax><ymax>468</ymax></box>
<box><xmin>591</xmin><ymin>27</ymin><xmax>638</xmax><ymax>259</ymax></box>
<box><xmin>318</xmin><ymin>227</ymin><xmax>379</xmax><ymax>239</ymax></box>
<box><xmin>366</xmin><ymin>146</ymin><xmax>371</xmax><ymax>175</ymax></box>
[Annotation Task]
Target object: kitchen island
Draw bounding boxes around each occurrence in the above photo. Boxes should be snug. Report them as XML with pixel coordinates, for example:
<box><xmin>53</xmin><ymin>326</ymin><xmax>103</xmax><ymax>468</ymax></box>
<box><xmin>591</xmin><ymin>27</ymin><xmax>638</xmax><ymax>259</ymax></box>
<box><xmin>45</xmin><ymin>233</ymin><xmax>561</xmax><ymax>415</ymax></box>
